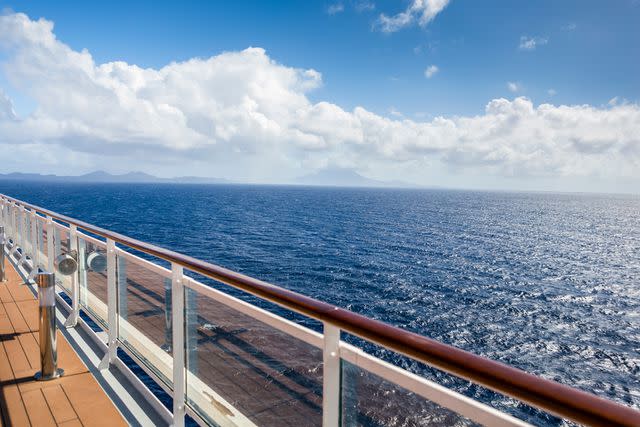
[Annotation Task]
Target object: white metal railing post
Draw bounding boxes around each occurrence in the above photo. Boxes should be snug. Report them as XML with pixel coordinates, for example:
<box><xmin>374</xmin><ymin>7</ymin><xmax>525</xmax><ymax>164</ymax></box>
<box><xmin>77</xmin><ymin>238</ymin><xmax>88</xmax><ymax>307</ymax></box>
<box><xmin>21</xmin><ymin>206</ymin><xmax>27</xmax><ymax>250</ymax></box>
<box><xmin>0</xmin><ymin>225</ymin><xmax>5</xmax><ymax>283</ymax></box>
<box><xmin>64</xmin><ymin>224</ymin><xmax>80</xmax><ymax>328</ymax></box>
<box><xmin>25</xmin><ymin>207</ymin><xmax>31</xmax><ymax>257</ymax></box>
<box><xmin>8</xmin><ymin>203</ymin><xmax>12</xmax><ymax>241</ymax></box>
<box><xmin>18</xmin><ymin>205</ymin><xmax>26</xmax><ymax>262</ymax></box>
<box><xmin>53</xmin><ymin>224</ymin><xmax>61</xmax><ymax>262</ymax></box>
<box><xmin>12</xmin><ymin>203</ymin><xmax>17</xmax><ymax>244</ymax></box>
<box><xmin>23</xmin><ymin>208</ymin><xmax>29</xmax><ymax>258</ymax></box>
<box><xmin>15</xmin><ymin>205</ymin><xmax>20</xmax><ymax>250</ymax></box>
<box><xmin>46</xmin><ymin>216</ymin><xmax>54</xmax><ymax>272</ymax></box>
<box><xmin>37</xmin><ymin>219</ymin><xmax>44</xmax><ymax>270</ymax></box>
<box><xmin>0</xmin><ymin>200</ymin><xmax>6</xmax><ymax>283</ymax></box>
<box><xmin>322</xmin><ymin>323</ymin><xmax>341</xmax><ymax>427</ymax></box>
<box><xmin>8</xmin><ymin>202</ymin><xmax>12</xmax><ymax>235</ymax></box>
<box><xmin>28</xmin><ymin>210</ymin><xmax>39</xmax><ymax>280</ymax></box>
<box><xmin>31</xmin><ymin>210</ymin><xmax>37</xmax><ymax>259</ymax></box>
<box><xmin>8</xmin><ymin>202</ymin><xmax>13</xmax><ymax>243</ymax></box>
<box><xmin>100</xmin><ymin>238</ymin><xmax>118</xmax><ymax>369</ymax></box>
<box><xmin>171</xmin><ymin>262</ymin><xmax>185</xmax><ymax>427</ymax></box>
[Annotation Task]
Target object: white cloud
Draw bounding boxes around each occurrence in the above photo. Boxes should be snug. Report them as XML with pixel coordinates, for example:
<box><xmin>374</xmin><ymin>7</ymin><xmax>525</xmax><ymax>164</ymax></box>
<box><xmin>0</xmin><ymin>12</ymin><xmax>639</xmax><ymax>189</ymax></box>
<box><xmin>519</xmin><ymin>36</ymin><xmax>548</xmax><ymax>51</ymax></box>
<box><xmin>376</xmin><ymin>0</ymin><xmax>449</xmax><ymax>33</ymax></box>
<box><xmin>507</xmin><ymin>82</ymin><xmax>521</xmax><ymax>93</ymax></box>
<box><xmin>327</xmin><ymin>3</ymin><xmax>345</xmax><ymax>15</ymax></box>
<box><xmin>355</xmin><ymin>1</ymin><xmax>376</xmax><ymax>12</ymax></box>
<box><xmin>424</xmin><ymin>65</ymin><xmax>439</xmax><ymax>78</ymax></box>
<box><xmin>562</xmin><ymin>22</ymin><xmax>577</xmax><ymax>31</ymax></box>
<box><xmin>548</xmin><ymin>88</ymin><xmax>557</xmax><ymax>96</ymax></box>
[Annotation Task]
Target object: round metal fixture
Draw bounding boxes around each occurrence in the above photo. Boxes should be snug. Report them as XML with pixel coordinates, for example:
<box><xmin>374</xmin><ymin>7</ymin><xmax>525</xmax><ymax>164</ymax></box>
<box><xmin>55</xmin><ymin>251</ymin><xmax>78</xmax><ymax>276</ymax></box>
<box><xmin>86</xmin><ymin>251</ymin><xmax>107</xmax><ymax>273</ymax></box>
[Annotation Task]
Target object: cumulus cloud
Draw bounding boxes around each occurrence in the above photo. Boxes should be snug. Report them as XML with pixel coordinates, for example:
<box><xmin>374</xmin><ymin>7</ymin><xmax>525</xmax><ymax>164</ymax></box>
<box><xmin>424</xmin><ymin>65</ymin><xmax>439</xmax><ymax>78</ymax></box>
<box><xmin>519</xmin><ymin>36</ymin><xmax>548</xmax><ymax>51</ymax></box>
<box><xmin>0</xmin><ymin>12</ymin><xmax>639</xmax><ymax>188</ymax></box>
<box><xmin>376</xmin><ymin>0</ymin><xmax>449</xmax><ymax>33</ymax></box>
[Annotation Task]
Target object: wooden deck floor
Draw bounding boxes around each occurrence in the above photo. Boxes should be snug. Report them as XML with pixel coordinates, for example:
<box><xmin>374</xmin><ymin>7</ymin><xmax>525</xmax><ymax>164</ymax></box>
<box><xmin>0</xmin><ymin>257</ymin><xmax>127</xmax><ymax>427</ymax></box>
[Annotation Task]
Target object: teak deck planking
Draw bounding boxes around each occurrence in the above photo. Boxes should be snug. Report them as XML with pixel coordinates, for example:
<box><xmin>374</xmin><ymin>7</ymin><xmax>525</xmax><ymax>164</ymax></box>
<box><xmin>0</xmin><ymin>258</ymin><xmax>126</xmax><ymax>427</ymax></box>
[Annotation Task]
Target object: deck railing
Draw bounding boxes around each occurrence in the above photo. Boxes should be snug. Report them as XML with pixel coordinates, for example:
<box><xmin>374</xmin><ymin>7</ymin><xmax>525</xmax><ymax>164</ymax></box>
<box><xmin>1</xmin><ymin>193</ymin><xmax>639</xmax><ymax>427</ymax></box>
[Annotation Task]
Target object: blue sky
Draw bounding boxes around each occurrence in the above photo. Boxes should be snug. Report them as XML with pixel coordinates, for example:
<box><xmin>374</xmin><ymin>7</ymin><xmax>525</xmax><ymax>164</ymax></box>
<box><xmin>5</xmin><ymin>0</ymin><xmax>638</xmax><ymax>117</ymax></box>
<box><xmin>0</xmin><ymin>1</ymin><xmax>639</xmax><ymax>192</ymax></box>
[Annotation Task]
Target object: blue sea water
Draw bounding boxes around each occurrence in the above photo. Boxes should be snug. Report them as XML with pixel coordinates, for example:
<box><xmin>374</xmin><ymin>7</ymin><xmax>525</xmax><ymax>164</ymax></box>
<box><xmin>1</xmin><ymin>181</ymin><xmax>639</xmax><ymax>425</ymax></box>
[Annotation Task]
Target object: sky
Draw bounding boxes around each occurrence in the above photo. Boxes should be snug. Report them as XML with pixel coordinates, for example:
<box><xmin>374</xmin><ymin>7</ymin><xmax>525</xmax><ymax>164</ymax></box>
<box><xmin>0</xmin><ymin>0</ymin><xmax>639</xmax><ymax>193</ymax></box>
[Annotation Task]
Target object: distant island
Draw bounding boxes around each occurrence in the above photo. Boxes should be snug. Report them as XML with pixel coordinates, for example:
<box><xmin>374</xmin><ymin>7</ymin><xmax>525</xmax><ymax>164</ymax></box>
<box><xmin>0</xmin><ymin>170</ymin><xmax>231</xmax><ymax>185</ymax></box>
<box><xmin>295</xmin><ymin>167</ymin><xmax>417</xmax><ymax>188</ymax></box>
<box><xmin>0</xmin><ymin>168</ymin><xmax>420</xmax><ymax>188</ymax></box>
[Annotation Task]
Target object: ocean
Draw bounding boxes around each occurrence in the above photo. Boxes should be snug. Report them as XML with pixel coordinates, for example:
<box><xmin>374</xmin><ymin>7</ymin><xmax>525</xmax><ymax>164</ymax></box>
<box><xmin>1</xmin><ymin>181</ymin><xmax>638</xmax><ymax>425</ymax></box>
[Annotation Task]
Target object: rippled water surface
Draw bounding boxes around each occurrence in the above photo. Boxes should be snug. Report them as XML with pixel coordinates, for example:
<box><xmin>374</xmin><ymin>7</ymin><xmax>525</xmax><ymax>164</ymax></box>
<box><xmin>1</xmin><ymin>181</ymin><xmax>639</xmax><ymax>425</ymax></box>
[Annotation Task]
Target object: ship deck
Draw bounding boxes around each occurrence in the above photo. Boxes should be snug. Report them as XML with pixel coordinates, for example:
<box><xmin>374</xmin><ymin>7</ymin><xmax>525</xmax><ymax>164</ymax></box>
<box><xmin>0</xmin><ymin>258</ymin><xmax>128</xmax><ymax>426</ymax></box>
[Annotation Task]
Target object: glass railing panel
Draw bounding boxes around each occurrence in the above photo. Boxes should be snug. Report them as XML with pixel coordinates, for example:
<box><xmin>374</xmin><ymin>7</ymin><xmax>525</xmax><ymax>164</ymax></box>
<box><xmin>341</xmin><ymin>359</ymin><xmax>479</xmax><ymax>427</ymax></box>
<box><xmin>116</xmin><ymin>250</ymin><xmax>173</xmax><ymax>388</ymax></box>
<box><xmin>23</xmin><ymin>212</ymin><xmax>32</xmax><ymax>258</ymax></box>
<box><xmin>184</xmin><ymin>282</ymin><xmax>323</xmax><ymax>427</ymax></box>
<box><xmin>16</xmin><ymin>209</ymin><xmax>24</xmax><ymax>251</ymax></box>
<box><xmin>52</xmin><ymin>224</ymin><xmax>72</xmax><ymax>294</ymax></box>
<box><xmin>77</xmin><ymin>234</ymin><xmax>109</xmax><ymax>329</ymax></box>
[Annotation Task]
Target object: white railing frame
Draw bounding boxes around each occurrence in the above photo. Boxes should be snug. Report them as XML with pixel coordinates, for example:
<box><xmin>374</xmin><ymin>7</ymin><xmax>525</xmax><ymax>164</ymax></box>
<box><xmin>100</xmin><ymin>238</ymin><xmax>119</xmax><ymax>368</ymax></box>
<box><xmin>10</xmin><ymin>203</ymin><xmax>19</xmax><ymax>256</ymax></box>
<box><xmin>18</xmin><ymin>205</ymin><xmax>26</xmax><ymax>263</ymax></box>
<box><xmin>64</xmin><ymin>224</ymin><xmax>80</xmax><ymax>328</ymax></box>
<box><xmin>46</xmin><ymin>215</ymin><xmax>54</xmax><ymax>272</ymax></box>
<box><xmin>322</xmin><ymin>323</ymin><xmax>341</xmax><ymax>427</ymax></box>
<box><xmin>172</xmin><ymin>263</ymin><xmax>186</xmax><ymax>427</ymax></box>
<box><xmin>0</xmin><ymin>196</ymin><xmax>533</xmax><ymax>427</ymax></box>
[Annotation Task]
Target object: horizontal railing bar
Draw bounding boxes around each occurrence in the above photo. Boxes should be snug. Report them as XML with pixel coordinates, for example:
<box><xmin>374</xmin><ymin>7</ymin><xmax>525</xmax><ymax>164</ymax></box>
<box><xmin>2</xmin><ymin>193</ymin><xmax>639</xmax><ymax>426</ymax></box>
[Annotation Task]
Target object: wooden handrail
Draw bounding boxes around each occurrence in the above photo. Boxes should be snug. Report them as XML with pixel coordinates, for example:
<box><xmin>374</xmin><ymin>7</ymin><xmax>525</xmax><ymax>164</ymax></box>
<box><xmin>1</xmin><ymin>193</ymin><xmax>639</xmax><ymax>426</ymax></box>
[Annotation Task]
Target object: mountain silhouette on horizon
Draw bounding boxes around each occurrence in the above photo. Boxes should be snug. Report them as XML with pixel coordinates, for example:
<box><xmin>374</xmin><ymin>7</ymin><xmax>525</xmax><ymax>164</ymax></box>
<box><xmin>0</xmin><ymin>170</ymin><xmax>231</xmax><ymax>184</ymax></box>
<box><xmin>295</xmin><ymin>167</ymin><xmax>415</xmax><ymax>188</ymax></box>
